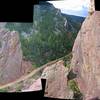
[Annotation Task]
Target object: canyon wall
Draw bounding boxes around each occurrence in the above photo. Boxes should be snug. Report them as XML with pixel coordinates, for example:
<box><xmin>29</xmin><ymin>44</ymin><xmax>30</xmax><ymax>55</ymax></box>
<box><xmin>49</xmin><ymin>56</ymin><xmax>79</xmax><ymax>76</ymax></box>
<box><xmin>71</xmin><ymin>11</ymin><xmax>100</xmax><ymax>99</ymax></box>
<box><xmin>0</xmin><ymin>29</ymin><xmax>23</xmax><ymax>84</ymax></box>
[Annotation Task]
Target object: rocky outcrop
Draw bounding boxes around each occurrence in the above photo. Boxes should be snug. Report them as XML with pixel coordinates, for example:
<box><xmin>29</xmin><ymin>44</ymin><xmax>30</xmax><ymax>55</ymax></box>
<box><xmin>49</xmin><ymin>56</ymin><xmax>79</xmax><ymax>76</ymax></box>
<box><xmin>41</xmin><ymin>60</ymin><xmax>73</xmax><ymax>99</ymax></box>
<box><xmin>71</xmin><ymin>11</ymin><xmax>100</xmax><ymax>99</ymax></box>
<box><xmin>0</xmin><ymin>29</ymin><xmax>23</xmax><ymax>85</ymax></box>
<box><xmin>88</xmin><ymin>0</ymin><xmax>95</xmax><ymax>15</ymax></box>
<box><xmin>21</xmin><ymin>60</ymin><xmax>34</xmax><ymax>75</ymax></box>
<box><xmin>21</xmin><ymin>78</ymin><xmax>42</xmax><ymax>92</ymax></box>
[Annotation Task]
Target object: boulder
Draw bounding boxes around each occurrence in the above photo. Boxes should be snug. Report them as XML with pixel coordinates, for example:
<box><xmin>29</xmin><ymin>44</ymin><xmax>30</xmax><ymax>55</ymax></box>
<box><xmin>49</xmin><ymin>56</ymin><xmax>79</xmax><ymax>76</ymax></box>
<box><xmin>21</xmin><ymin>78</ymin><xmax>42</xmax><ymax>92</ymax></box>
<box><xmin>41</xmin><ymin>60</ymin><xmax>73</xmax><ymax>99</ymax></box>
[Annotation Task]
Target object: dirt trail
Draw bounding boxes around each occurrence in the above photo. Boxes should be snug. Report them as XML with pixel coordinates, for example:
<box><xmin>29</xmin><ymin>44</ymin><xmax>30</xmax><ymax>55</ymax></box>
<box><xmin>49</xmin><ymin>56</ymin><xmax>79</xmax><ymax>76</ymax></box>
<box><xmin>0</xmin><ymin>59</ymin><xmax>60</xmax><ymax>90</ymax></box>
<box><xmin>0</xmin><ymin>53</ymin><xmax>72</xmax><ymax>91</ymax></box>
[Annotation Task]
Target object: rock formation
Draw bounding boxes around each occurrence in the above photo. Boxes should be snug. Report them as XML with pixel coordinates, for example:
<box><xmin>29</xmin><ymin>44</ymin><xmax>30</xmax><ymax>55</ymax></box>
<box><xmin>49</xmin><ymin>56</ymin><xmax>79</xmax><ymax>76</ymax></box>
<box><xmin>88</xmin><ymin>0</ymin><xmax>95</xmax><ymax>15</ymax></box>
<box><xmin>71</xmin><ymin>11</ymin><xmax>100</xmax><ymax>99</ymax></box>
<box><xmin>0</xmin><ymin>29</ymin><xmax>23</xmax><ymax>85</ymax></box>
<box><xmin>21</xmin><ymin>78</ymin><xmax>42</xmax><ymax>92</ymax></box>
<box><xmin>41</xmin><ymin>60</ymin><xmax>73</xmax><ymax>99</ymax></box>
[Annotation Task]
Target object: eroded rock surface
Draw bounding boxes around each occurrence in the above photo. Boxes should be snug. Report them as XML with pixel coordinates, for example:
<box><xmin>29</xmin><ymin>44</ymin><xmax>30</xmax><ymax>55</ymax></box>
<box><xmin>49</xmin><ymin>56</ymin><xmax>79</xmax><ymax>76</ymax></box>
<box><xmin>88</xmin><ymin>0</ymin><xmax>95</xmax><ymax>15</ymax></box>
<box><xmin>41</xmin><ymin>60</ymin><xmax>73</xmax><ymax>99</ymax></box>
<box><xmin>71</xmin><ymin>11</ymin><xmax>100</xmax><ymax>99</ymax></box>
<box><xmin>0</xmin><ymin>29</ymin><xmax>23</xmax><ymax>84</ymax></box>
<box><xmin>21</xmin><ymin>78</ymin><xmax>42</xmax><ymax>92</ymax></box>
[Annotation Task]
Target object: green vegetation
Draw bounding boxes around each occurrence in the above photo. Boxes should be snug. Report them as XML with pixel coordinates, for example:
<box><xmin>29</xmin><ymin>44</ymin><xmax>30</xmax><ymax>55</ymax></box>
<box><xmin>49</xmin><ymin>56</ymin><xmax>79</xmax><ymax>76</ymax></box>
<box><xmin>4</xmin><ymin>2</ymin><xmax>84</xmax><ymax>68</ymax></box>
<box><xmin>0</xmin><ymin>89</ymin><xmax>7</xmax><ymax>92</ymax></box>
<box><xmin>15</xmin><ymin>84</ymin><xmax>23</xmax><ymax>92</ymax></box>
<box><xmin>68</xmin><ymin>80</ymin><xmax>80</xmax><ymax>93</ymax></box>
<box><xmin>5</xmin><ymin>23</ymin><xmax>33</xmax><ymax>33</ymax></box>
<box><xmin>62</xmin><ymin>53</ymin><xmax>72</xmax><ymax>68</ymax></box>
<box><xmin>68</xmin><ymin>80</ymin><xmax>83</xmax><ymax>99</ymax></box>
<box><xmin>23</xmin><ymin>32</ymin><xmax>74</xmax><ymax>67</ymax></box>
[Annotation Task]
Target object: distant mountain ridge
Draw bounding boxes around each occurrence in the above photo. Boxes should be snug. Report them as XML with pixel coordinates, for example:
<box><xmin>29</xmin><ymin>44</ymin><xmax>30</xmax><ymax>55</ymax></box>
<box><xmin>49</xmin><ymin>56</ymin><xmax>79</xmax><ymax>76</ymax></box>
<box><xmin>32</xmin><ymin>1</ymin><xmax>85</xmax><ymax>66</ymax></box>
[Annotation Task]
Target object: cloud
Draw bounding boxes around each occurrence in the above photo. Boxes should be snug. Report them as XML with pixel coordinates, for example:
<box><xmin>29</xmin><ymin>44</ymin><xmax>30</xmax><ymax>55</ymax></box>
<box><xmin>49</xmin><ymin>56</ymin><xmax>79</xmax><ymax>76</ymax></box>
<box><xmin>48</xmin><ymin>0</ymin><xmax>90</xmax><ymax>17</ymax></box>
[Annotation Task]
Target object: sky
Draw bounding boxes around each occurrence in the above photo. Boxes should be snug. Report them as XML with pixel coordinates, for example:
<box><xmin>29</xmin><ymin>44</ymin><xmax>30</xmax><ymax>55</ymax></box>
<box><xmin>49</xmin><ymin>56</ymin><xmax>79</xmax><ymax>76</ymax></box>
<box><xmin>48</xmin><ymin>0</ymin><xmax>90</xmax><ymax>17</ymax></box>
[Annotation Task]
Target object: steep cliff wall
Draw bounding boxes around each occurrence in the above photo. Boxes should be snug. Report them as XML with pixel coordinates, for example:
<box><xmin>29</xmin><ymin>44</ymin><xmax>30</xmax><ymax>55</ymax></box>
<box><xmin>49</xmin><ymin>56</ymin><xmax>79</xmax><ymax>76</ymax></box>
<box><xmin>0</xmin><ymin>29</ymin><xmax>33</xmax><ymax>85</ymax></box>
<box><xmin>71</xmin><ymin>11</ymin><xmax>100</xmax><ymax>100</ymax></box>
<box><xmin>0</xmin><ymin>29</ymin><xmax>23</xmax><ymax>84</ymax></box>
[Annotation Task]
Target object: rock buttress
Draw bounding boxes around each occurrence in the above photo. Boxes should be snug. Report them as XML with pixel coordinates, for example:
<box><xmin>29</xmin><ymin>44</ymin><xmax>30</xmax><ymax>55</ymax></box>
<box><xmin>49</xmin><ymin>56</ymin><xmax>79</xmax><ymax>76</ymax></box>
<box><xmin>71</xmin><ymin>11</ymin><xmax>100</xmax><ymax>100</ymax></box>
<box><xmin>41</xmin><ymin>60</ymin><xmax>73</xmax><ymax>99</ymax></box>
<box><xmin>0</xmin><ymin>29</ymin><xmax>23</xmax><ymax>85</ymax></box>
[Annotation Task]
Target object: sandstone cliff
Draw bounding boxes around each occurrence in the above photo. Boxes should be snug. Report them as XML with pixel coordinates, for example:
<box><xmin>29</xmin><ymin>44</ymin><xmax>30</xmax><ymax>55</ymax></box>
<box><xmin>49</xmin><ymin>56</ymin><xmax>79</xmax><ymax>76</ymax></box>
<box><xmin>71</xmin><ymin>11</ymin><xmax>100</xmax><ymax>100</ymax></box>
<box><xmin>41</xmin><ymin>60</ymin><xmax>73</xmax><ymax>99</ymax></box>
<box><xmin>0</xmin><ymin>29</ymin><xmax>33</xmax><ymax>85</ymax></box>
<box><xmin>0</xmin><ymin>29</ymin><xmax>23</xmax><ymax>84</ymax></box>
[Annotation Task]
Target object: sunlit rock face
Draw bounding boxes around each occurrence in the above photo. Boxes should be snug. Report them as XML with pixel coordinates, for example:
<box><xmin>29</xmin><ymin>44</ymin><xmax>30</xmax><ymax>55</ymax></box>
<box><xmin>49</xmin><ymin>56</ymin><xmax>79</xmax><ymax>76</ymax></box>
<box><xmin>88</xmin><ymin>0</ymin><xmax>95</xmax><ymax>15</ymax></box>
<box><xmin>41</xmin><ymin>60</ymin><xmax>73</xmax><ymax>99</ymax></box>
<box><xmin>0</xmin><ymin>29</ymin><xmax>23</xmax><ymax>84</ymax></box>
<box><xmin>71</xmin><ymin>11</ymin><xmax>100</xmax><ymax>99</ymax></box>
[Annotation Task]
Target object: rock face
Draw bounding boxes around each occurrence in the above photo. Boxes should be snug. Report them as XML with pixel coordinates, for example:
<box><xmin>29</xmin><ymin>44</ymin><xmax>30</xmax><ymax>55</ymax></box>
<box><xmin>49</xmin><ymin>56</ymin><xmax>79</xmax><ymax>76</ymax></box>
<box><xmin>21</xmin><ymin>78</ymin><xmax>42</xmax><ymax>92</ymax></box>
<box><xmin>41</xmin><ymin>60</ymin><xmax>73</xmax><ymax>99</ymax></box>
<box><xmin>0</xmin><ymin>29</ymin><xmax>23</xmax><ymax>85</ymax></box>
<box><xmin>88</xmin><ymin>0</ymin><xmax>95</xmax><ymax>15</ymax></box>
<box><xmin>71</xmin><ymin>11</ymin><xmax>100</xmax><ymax>99</ymax></box>
<box><xmin>21</xmin><ymin>60</ymin><xmax>33</xmax><ymax>75</ymax></box>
